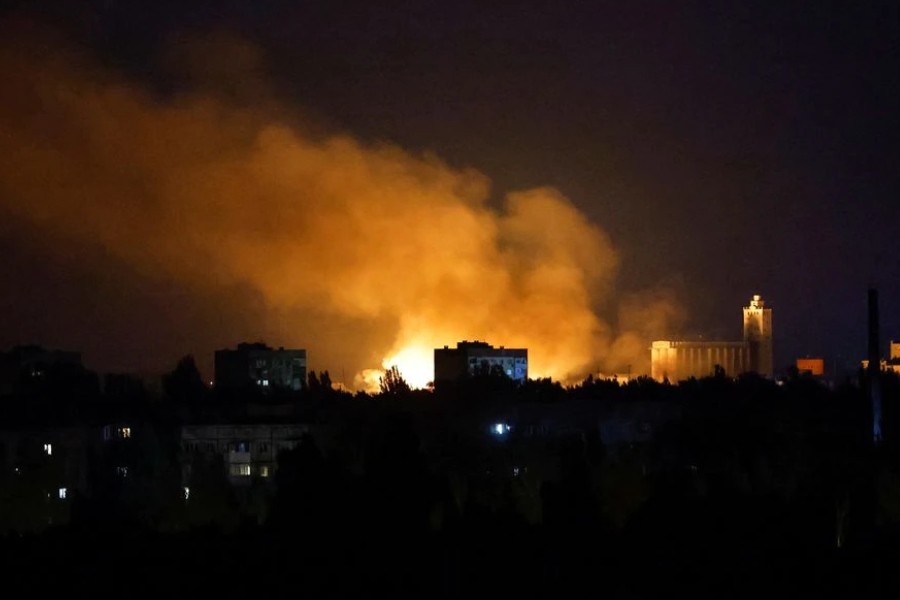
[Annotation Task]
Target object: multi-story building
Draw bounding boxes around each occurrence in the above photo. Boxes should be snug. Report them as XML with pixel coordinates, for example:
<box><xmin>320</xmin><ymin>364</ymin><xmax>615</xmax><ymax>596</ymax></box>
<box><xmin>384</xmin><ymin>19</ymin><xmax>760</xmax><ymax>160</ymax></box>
<box><xmin>434</xmin><ymin>341</ymin><xmax>528</xmax><ymax>388</ymax></box>
<box><xmin>861</xmin><ymin>340</ymin><xmax>900</xmax><ymax>375</ymax></box>
<box><xmin>214</xmin><ymin>342</ymin><xmax>307</xmax><ymax>391</ymax></box>
<box><xmin>0</xmin><ymin>345</ymin><xmax>84</xmax><ymax>395</ymax></box>
<box><xmin>651</xmin><ymin>294</ymin><xmax>774</xmax><ymax>382</ymax></box>
<box><xmin>180</xmin><ymin>423</ymin><xmax>311</xmax><ymax>485</ymax></box>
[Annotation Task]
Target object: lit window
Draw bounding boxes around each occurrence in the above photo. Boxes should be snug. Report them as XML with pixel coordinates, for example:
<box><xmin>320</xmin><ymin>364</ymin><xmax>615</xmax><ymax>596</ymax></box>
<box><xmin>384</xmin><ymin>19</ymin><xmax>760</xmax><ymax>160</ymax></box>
<box><xmin>229</xmin><ymin>464</ymin><xmax>251</xmax><ymax>477</ymax></box>
<box><xmin>262</xmin><ymin>379</ymin><xmax>269</xmax><ymax>387</ymax></box>
<box><xmin>116</xmin><ymin>466</ymin><xmax>128</xmax><ymax>477</ymax></box>
<box><xmin>183</xmin><ymin>487</ymin><xmax>190</xmax><ymax>501</ymax></box>
<box><xmin>58</xmin><ymin>487</ymin><xmax>67</xmax><ymax>499</ymax></box>
<box><xmin>118</xmin><ymin>427</ymin><xmax>131</xmax><ymax>439</ymax></box>
<box><xmin>259</xmin><ymin>465</ymin><xmax>270</xmax><ymax>478</ymax></box>
<box><xmin>512</xmin><ymin>467</ymin><xmax>520</xmax><ymax>477</ymax></box>
<box><xmin>43</xmin><ymin>443</ymin><xmax>52</xmax><ymax>456</ymax></box>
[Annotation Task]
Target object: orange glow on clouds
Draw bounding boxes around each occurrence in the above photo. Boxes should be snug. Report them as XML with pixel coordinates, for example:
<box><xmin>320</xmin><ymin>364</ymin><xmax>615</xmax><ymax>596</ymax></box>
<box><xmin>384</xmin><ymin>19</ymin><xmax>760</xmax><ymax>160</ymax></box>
<box><xmin>0</xmin><ymin>24</ymin><xmax>682</xmax><ymax>389</ymax></box>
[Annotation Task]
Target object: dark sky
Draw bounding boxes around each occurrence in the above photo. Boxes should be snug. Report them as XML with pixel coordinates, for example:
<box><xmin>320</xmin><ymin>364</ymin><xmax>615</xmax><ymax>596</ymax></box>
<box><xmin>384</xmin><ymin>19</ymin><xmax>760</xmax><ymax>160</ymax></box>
<box><xmin>2</xmin><ymin>1</ymin><xmax>898</xmax><ymax>377</ymax></box>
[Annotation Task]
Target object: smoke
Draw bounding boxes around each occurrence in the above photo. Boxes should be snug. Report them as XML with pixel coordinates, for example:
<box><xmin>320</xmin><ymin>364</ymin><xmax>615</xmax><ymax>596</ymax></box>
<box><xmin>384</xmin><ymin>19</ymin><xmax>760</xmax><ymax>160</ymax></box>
<box><xmin>0</xmin><ymin>23</ymin><xmax>679</xmax><ymax>388</ymax></box>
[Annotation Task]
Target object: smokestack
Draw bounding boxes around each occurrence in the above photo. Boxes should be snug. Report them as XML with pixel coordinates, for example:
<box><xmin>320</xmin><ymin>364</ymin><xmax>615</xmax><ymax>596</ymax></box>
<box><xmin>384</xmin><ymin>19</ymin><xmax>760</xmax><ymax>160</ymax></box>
<box><xmin>867</xmin><ymin>288</ymin><xmax>883</xmax><ymax>444</ymax></box>
<box><xmin>868</xmin><ymin>288</ymin><xmax>880</xmax><ymax>373</ymax></box>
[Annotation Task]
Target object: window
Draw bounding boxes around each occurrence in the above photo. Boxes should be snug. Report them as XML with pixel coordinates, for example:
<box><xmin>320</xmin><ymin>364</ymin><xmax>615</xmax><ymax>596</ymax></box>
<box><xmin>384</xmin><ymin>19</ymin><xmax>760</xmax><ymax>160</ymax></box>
<box><xmin>58</xmin><ymin>487</ymin><xmax>67</xmax><ymax>500</ymax></box>
<box><xmin>116</xmin><ymin>466</ymin><xmax>128</xmax><ymax>478</ymax></box>
<box><xmin>229</xmin><ymin>464</ymin><xmax>251</xmax><ymax>477</ymax></box>
<box><xmin>183</xmin><ymin>487</ymin><xmax>190</xmax><ymax>501</ymax></box>
<box><xmin>118</xmin><ymin>427</ymin><xmax>132</xmax><ymax>439</ymax></box>
<box><xmin>43</xmin><ymin>443</ymin><xmax>52</xmax><ymax>456</ymax></box>
<box><xmin>259</xmin><ymin>465</ymin><xmax>270</xmax><ymax>478</ymax></box>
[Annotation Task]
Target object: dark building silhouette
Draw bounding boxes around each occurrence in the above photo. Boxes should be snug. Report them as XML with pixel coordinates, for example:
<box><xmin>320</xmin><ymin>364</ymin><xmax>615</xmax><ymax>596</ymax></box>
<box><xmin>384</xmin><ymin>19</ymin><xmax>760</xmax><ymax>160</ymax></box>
<box><xmin>214</xmin><ymin>343</ymin><xmax>307</xmax><ymax>391</ymax></box>
<box><xmin>180</xmin><ymin>423</ymin><xmax>311</xmax><ymax>485</ymax></box>
<box><xmin>0</xmin><ymin>345</ymin><xmax>86</xmax><ymax>396</ymax></box>
<box><xmin>434</xmin><ymin>340</ymin><xmax>527</xmax><ymax>387</ymax></box>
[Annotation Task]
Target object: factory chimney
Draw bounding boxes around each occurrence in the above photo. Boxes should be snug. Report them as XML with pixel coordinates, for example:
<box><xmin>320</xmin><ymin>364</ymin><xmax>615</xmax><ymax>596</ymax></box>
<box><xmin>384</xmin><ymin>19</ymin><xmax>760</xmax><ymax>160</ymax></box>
<box><xmin>868</xmin><ymin>288</ymin><xmax>883</xmax><ymax>444</ymax></box>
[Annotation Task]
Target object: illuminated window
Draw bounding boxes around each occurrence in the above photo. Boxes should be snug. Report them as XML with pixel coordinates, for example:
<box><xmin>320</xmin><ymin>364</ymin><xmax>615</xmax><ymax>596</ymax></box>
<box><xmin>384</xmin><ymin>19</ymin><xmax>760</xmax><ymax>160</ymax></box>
<box><xmin>116</xmin><ymin>466</ymin><xmax>128</xmax><ymax>477</ymax></box>
<box><xmin>229</xmin><ymin>464</ymin><xmax>251</xmax><ymax>477</ymax></box>
<box><xmin>43</xmin><ymin>443</ymin><xmax>52</xmax><ymax>456</ymax></box>
<box><xmin>183</xmin><ymin>487</ymin><xmax>190</xmax><ymax>501</ymax></box>
<box><xmin>58</xmin><ymin>487</ymin><xmax>67</xmax><ymax>500</ymax></box>
<box><xmin>118</xmin><ymin>427</ymin><xmax>131</xmax><ymax>439</ymax></box>
<box><xmin>259</xmin><ymin>465</ymin><xmax>270</xmax><ymax>478</ymax></box>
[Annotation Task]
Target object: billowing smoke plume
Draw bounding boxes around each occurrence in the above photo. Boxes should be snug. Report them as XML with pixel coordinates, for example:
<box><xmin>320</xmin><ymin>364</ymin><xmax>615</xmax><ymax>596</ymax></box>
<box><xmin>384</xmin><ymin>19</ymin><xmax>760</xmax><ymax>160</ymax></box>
<box><xmin>0</xmin><ymin>24</ymin><xmax>680</xmax><ymax>388</ymax></box>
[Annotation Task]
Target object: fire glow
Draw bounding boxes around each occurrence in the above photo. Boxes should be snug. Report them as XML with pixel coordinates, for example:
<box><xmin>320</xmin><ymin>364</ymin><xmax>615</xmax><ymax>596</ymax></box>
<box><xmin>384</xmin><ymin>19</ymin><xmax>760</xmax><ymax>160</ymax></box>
<box><xmin>0</xmin><ymin>25</ymin><xmax>680</xmax><ymax>389</ymax></box>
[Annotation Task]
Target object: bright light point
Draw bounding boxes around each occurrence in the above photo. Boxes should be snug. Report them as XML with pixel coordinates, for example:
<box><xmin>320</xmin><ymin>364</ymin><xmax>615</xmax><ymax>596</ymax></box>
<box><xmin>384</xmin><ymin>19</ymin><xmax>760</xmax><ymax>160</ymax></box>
<box><xmin>494</xmin><ymin>423</ymin><xmax>504</xmax><ymax>435</ymax></box>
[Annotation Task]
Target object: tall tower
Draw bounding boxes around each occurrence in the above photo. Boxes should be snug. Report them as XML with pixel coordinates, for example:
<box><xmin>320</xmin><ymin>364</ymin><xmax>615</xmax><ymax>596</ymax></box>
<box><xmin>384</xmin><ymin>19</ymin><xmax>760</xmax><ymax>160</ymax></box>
<box><xmin>743</xmin><ymin>294</ymin><xmax>773</xmax><ymax>377</ymax></box>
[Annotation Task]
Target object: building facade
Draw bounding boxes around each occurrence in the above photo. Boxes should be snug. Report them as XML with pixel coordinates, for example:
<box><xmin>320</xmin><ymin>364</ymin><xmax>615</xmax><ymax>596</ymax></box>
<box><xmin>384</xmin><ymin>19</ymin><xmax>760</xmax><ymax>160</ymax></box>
<box><xmin>650</xmin><ymin>341</ymin><xmax>750</xmax><ymax>382</ymax></box>
<box><xmin>180</xmin><ymin>423</ymin><xmax>311</xmax><ymax>485</ymax></box>
<box><xmin>651</xmin><ymin>294</ymin><xmax>774</xmax><ymax>382</ymax></box>
<box><xmin>743</xmin><ymin>294</ymin><xmax>774</xmax><ymax>377</ymax></box>
<box><xmin>796</xmin><ymin>358</ymin><xmax>825</xmax><ymax>376</ymax></box>
<box><xmin>434</xmin><ymin>341</ymin><xmax>528</xmax><ymax>387</ymax></box>
<box><xmin>214</xmin><ymin>342</ymin><xmax>307</xmax><ymax>391</ymax></box>
<box><xmin>861</xmin><ymin>340</ymin><xmax>900</xmax><ymax>375</ymax></box>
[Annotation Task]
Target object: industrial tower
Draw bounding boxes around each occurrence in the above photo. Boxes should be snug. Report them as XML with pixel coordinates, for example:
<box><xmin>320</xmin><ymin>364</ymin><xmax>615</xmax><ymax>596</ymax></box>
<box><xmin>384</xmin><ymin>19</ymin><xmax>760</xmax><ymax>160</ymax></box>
<box><xmin>743</xmin><ymin>294</ymin><xmax>773</xmax><ymax>377</ymax></box>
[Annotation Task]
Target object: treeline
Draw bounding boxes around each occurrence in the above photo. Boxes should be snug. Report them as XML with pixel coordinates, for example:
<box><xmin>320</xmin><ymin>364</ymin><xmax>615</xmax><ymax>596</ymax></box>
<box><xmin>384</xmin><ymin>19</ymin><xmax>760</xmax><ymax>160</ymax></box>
<box><xmin>2</xmin><ymin>360</ymin><xmax>900</xmax><ymax>597</ymax></box>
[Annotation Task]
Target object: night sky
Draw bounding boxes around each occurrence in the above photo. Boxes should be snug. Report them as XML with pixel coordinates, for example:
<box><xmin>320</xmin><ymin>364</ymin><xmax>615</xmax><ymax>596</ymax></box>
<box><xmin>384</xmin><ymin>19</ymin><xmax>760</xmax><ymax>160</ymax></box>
<box><xmin>1</xmin><ymin>1</ymin><xmax>898</xmax><ymax>381</ymax></box>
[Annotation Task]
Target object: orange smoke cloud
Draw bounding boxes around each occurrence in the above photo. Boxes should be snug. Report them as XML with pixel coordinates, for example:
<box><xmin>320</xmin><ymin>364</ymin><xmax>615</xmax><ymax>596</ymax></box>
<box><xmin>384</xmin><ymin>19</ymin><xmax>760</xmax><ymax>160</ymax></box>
<box><xmin>0</xmin><ymin>24</ymin><xmax>678</xmax><ymax>388</ymax></box>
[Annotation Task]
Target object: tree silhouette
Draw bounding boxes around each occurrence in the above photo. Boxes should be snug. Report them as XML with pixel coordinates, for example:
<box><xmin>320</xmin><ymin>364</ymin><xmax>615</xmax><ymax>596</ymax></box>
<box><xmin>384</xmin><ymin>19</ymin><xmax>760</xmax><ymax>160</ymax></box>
<box><xmin>162</xmin><ymin>355</ymin><xmax>207</xmax><ymax>404</ymax></box>
<box><xmin>379</xmin><ymin>365</ymin><xmax>411</xmax><ymax>398</ymax></box>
